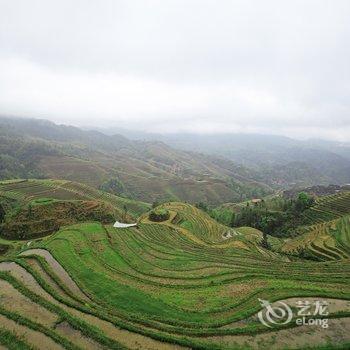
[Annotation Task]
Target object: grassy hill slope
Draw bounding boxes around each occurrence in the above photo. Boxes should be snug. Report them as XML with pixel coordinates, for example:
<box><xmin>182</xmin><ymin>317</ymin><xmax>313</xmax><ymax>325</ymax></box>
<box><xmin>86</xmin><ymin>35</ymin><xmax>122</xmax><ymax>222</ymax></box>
<box><xmin>0</xmin><ymin>204</ymin><xmax>349</xmax><ymax>349</ymax></box>
<box><xmin>280</xmin><ymin>191</ymin><xmax>350</xmax><ymax>260</ymax></box>
<box><xmin>0</xmin><ymin>179</ymin><xmax>150</xmax><ymax>239</ymax></box>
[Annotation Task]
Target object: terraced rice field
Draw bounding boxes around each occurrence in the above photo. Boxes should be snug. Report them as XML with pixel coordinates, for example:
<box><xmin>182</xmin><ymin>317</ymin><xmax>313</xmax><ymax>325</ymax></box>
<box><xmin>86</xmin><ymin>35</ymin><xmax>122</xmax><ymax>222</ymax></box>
<box><xmin>0</xmin><ymin>179</ymin><xmax>150</xmax><ymax>219</ymax></box>
<box><xmin>1</xmin><ymin>201</ymin><xmax>350</xmax><ymax>349</ymax></box>
<box><xmin>281</xmin><ymin>216</ymin><xmax>350</xmax><ymax>261</ymax></box>
<box><xmin>281</xmin><ymin>191</ymin><xmax>350</xmax><ymax>261</ymax></box>
<box><xmin>302</xmin><ymin>191</ymin><xmax>350</xmax><ymax>225</ymax></box>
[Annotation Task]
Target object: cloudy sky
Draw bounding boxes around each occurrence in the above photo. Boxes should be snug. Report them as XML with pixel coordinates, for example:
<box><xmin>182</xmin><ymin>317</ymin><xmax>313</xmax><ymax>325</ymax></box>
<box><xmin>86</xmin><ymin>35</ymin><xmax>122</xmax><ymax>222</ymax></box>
<box><xmin>0</xmin><ymin>0</ymin><xmax>349</xmax><ymax>140</ymax></box>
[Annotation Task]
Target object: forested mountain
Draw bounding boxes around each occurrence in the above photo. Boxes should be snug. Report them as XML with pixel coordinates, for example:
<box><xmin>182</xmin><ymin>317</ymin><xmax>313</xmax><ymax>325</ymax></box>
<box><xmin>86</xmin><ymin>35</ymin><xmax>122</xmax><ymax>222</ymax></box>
<box><xmin>0</xmin><ymin>117</ymin><xmax>271</xmax><ymax>204</ymax></box>
<box><xmin>103</xmin><ymin>130</ymin><xmax>350</xmax><ymax>188</ymax></box>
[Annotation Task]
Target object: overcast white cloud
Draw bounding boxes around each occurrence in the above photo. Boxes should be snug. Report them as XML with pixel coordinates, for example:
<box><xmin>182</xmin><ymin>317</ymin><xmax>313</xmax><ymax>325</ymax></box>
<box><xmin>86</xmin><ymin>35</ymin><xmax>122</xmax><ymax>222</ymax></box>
<box><xmin>0</xmin><ymin>0</ymin><xmax>349</xmax><ymax>140</ymax></box>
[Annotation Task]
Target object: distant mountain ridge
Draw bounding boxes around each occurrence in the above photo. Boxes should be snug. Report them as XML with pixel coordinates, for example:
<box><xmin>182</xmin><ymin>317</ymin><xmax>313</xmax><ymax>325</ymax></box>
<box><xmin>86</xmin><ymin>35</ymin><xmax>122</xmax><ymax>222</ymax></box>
<box><xmin>0</xmin><ymin>116</ymin><xmax>271</xmax><ymax>205</ymax></box>
<box><xmin>95</xmin><ymin>128</ymin><xmax>350</xmax><ymax>188</ymax></box>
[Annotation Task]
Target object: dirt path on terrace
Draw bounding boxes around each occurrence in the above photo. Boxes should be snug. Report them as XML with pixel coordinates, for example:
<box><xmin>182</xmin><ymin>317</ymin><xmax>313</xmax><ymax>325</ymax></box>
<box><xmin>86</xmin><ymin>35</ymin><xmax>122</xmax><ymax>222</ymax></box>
<box><xmin>209</xmin><ymin>317</ymin><xmax>350</xmax><ymax>349</ymax></box>
<box><xmin>0</xmin><ymin>262</ymin><xmax>59</xmax><ymax>304</ymax></box>
<box><xmin>55</xmin><ymin>321</ymin><xmax>105</xmax><ymax>350</ymax></box>
<box><xmin>63</xmin><ymin>307</ymin><xmax>187</xmax><ymax>350</ymax></box>
<box><xmin>2</xmin><ymin>259</ymin><xmax>349</xmax><ymax>349</ymax></box>
<box><xmin>20</xmin><ymin>249</ymin><xmax>89</xmax><ymax>302</ymax></box>
<box><xmin>24</xmin><ymin>257</ymin><xmax>78</xmax><ymax>305</ymax></box>
<box><xmin>0</xmin><ymin>261</ymin><xmax>186</xmax><ymax>350</ymax></box>
<box><xmin>0</xmin><ymin>314</ymin><xmax>64</xmax><ymax>350</ymax></box>
<box><xmin>0</xmin><ymin>279</ymin><xmax>58</xmax><ymax>327</ymax></box>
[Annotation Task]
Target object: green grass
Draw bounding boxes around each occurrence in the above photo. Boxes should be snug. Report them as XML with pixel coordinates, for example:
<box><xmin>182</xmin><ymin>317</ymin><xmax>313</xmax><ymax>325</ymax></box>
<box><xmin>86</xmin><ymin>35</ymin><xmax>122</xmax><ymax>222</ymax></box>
<box><xmin>40</xmin><ymin>220</ymin><xmax>350</xmax><ymax>326</ymax></box>
<box><xmin>0</xmin><ymin>270</ymin><xmax>126</xmax><ymax>349</ymax></box>
<box><xmin>30</xmin><ymin>198</ymin><xmax>57</xmax><ymax>206</ymax></box>
<box><xmin>0</xmin><ymin>178</ymin><xmax>151</xmax><ymax>220</ymax></box>
<box><xmin>0</xmin><ymin>199</ymin><xmax>350</xmax><ymax>349</ymax></box>
<box><xmin>0</xmin><ymin>179</ymin><xmax>151</xmax><ymax>240</ymax></box>
<box><xmin>302</xmin><ymin>192</ymin><xmax>350</xmax><ymax>225</ymax></box>
<box><xmin>0</xmin><ymin>328</ymin><xmax>34</xmax><ymax>350</ymax></box>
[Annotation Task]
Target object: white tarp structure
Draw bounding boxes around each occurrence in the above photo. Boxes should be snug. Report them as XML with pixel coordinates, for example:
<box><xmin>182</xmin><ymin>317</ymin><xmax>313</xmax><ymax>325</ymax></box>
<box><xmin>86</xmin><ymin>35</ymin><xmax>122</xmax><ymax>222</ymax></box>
<box><xmin>113</xmin><ymin>221</ymin><xmax>137</xmax><ymax>228</ymax></box>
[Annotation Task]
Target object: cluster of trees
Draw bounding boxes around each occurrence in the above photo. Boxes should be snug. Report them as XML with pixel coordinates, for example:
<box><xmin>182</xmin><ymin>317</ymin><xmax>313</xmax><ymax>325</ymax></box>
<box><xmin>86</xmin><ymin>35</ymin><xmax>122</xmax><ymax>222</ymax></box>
<box><xmin>195</xmin><ymin>202</ymin><xmax>234</xmax><ymax>227</ymax></box>
<box><xmin>232</xmin><ymin>192</ymin><xmax>315</xmax><ymax>237</ymax></box>
<box><xmin>99</xmin><ymin>177</ymin><xmax>126</xmax><ymax>196</ymax></box>
<box><xmin>0</xmin><ymin>204</ymin><xmax>5</xmax><ymax>223</ymax></box>
<box><xmin>149</xmin><ymin>209</ymin><xmax>170</xmax><ymax>222</ymax></box>
<box><xmin>228</xmin><ymin>180</ymin><xmax>271</xmax><ymax>202</ymax></box>
<box><xmin>195</xmin><ymin>192</ymin><xmax>315</xmax><ymax>239</ymax></box>
<box><xmin>0</xmin><ymin>134</ymin><xmax>59</xmax><ymax>180</ymax></box>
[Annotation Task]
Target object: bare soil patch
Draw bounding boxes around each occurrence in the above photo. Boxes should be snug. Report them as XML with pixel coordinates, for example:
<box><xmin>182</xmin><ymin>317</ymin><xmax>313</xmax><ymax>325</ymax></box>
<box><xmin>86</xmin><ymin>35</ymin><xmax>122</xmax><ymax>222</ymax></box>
<box><xmin>24</xmin><ymin>257</ymin><xmax>77</xmax><ymax>305</ymax></box>
<box><xmin>20</xmin><ymin>249</ymin><xmax>89</xmax><ymax>301</ymax></box>
<box><xmin>0</xmin><ymin>261</ymin><xmax>185</xmax><ymax>350</ymax></box>
<box><xmin>210</xmin><ymin>317</ymin><xmax>350</xmax><ymax>349</ymax></box>
<box><xmin>0</xmin><ymin>279</ymin><xmax>57</xmax><ymax>327</ymax></box>
<box><xmin>65</xmin><ymin>307</ymin><xmax>186</xmax><ymax>350</ymax></box>
<box><xmin>55</xmin><ymin>321</ymin><xmax>105</xmax><ymax>350</ymax></box>
<box><xmin>0</xmin><ymin>262</ymin><xmax>59</xmax><ymax>304</ymax></box>
<box><xmin>0</xmin><ymin>314</ymin><xmax>64</xmax><ymax>350</ymax></box>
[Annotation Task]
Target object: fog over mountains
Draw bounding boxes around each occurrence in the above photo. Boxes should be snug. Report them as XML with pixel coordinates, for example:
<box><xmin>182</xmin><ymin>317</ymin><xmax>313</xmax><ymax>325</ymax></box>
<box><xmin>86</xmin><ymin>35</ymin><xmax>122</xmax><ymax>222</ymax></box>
<box><xmin>1</xmin><ymin>1</ymin><xmax>350</xmax><ymax>141</ymax></box>
<box><xmin>2</xmin><ymin>117</ymin><xmax>350</xmax><ymax>206</ymax></box>
<box><xmin>88</xmin><ymin>125</ymin><xmax>350</xmax><ymax>186</ymax></box>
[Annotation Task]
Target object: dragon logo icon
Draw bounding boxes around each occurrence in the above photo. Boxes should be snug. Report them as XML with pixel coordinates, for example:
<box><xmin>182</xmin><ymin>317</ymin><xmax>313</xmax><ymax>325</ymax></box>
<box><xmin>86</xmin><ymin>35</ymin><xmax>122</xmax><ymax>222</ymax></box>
<box><xmin>258</xmin><ymin>298</ymin><xmax>293</xmax><ymax>327</ymax></box>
